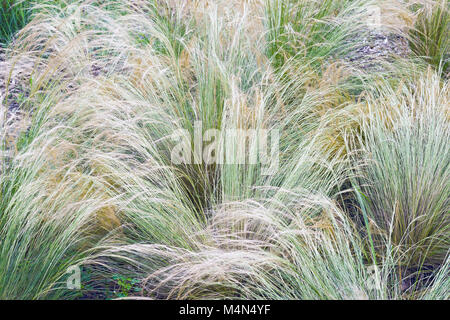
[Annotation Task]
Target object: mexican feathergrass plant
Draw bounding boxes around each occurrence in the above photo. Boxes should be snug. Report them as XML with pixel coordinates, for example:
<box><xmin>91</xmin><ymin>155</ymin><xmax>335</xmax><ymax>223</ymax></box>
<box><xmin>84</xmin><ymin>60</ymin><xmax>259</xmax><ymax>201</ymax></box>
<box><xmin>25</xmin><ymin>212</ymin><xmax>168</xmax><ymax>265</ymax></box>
<box><xmin>0</xmin><ymin>0</ymin><xmax>448</xmax><ymax>299</ymax></box>
<box><xmin>351</xmin><ymin>70</ymin><xmax>449</xmax><ymax>268</ymax></box>
<box><xmin>0</xmin><ymin>0</ymin><xmax>70</xmax><ymax>46</ymax></box>
<box><xmin>408</xmin><ymin>0</ymin><xmax>449</xmax><ymax>76</ymax></box>
<box><xmin>0</xmin><ymin>90</ymin><xmax>115</xmax><ymax>299</ymax></box>
<box><xmin>0</xmin><ymin>0</ymin><xmax>30</xmax><ymax>46</ymax></box>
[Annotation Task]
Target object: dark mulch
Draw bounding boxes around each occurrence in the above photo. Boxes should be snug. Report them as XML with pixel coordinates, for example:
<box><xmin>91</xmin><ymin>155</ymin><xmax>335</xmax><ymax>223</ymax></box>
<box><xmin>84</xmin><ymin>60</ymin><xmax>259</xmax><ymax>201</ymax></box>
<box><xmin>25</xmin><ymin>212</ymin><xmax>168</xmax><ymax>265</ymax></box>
<box><xmin>343</xmin><ymin>30</ymin><xmax>411</xmax><ymax>71</ymax></box>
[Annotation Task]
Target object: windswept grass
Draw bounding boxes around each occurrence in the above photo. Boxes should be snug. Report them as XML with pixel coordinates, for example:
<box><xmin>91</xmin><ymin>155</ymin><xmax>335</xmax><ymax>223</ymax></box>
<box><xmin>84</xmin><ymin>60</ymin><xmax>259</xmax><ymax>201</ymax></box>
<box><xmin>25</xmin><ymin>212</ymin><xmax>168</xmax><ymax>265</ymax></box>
<box><xmin>0</xmin><ymin>0</ymin><xmax>448</xmax><ymax>300</ymax></box>
<box><xmin>351</xmin><ymin>70</ymin><xmax>449</xmax><ymax>268</ymax></box>
<box><xmin>408</xmin><ymin>0</ymin><xmax>449</xmax><ymax>75</ymax></box>
<box><xmin>0</xmin><ymin>0</ymin><xmax>71</xmax><ymax>46</ymax></box>
<box><xmin>0</xmin><ymin>0</ymin><xmax>30</xmax><ymax>46</ymax></box>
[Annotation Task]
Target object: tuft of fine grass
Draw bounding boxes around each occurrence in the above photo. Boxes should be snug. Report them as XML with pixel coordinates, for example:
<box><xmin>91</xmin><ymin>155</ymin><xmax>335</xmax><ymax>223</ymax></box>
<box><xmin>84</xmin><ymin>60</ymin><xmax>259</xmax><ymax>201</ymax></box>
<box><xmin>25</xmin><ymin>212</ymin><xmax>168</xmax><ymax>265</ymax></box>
<box><xmin>0</xmin><ymin>0</ymin><xmax>448</xmax><ymax>300</ymax></box>
<box><xmin>408</xmin><ymin>0</ymin><xmax>449</xmax><ymax>75</ymax></box>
